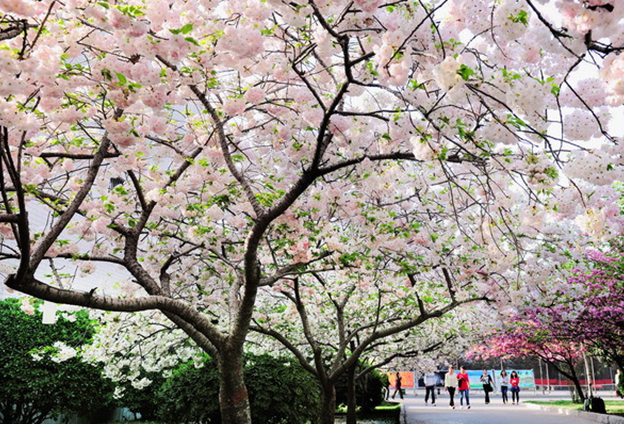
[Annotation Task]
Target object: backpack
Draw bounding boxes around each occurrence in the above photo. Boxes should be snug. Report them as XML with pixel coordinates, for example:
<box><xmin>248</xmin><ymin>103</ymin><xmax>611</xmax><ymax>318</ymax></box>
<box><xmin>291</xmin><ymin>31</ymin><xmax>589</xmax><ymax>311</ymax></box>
<box><xmin>583</xmin><ymin>396</ymin><xmax>606</xmax><ymax>414</ymax></box>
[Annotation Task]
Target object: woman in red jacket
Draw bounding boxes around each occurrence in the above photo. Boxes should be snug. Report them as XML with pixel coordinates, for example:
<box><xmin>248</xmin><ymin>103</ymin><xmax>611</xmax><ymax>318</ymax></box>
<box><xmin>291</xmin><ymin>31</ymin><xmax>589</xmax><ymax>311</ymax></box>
<box><xmin>510</xmin><ymin>370</ymin><xmax>521</xmax><ymax>405</ymax></box>
<box><xmin>457</xmin><ymin>366</ymin><xmax>471</xmax><ymax>409</ymax></box>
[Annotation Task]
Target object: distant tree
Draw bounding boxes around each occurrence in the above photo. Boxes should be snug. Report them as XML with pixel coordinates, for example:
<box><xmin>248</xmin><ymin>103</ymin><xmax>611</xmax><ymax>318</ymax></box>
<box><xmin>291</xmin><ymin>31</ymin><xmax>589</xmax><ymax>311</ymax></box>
<box><xmin>0</xmin><ymin>298</ymin><xmax>114</xmax><ymax>424</ymax></box>
<box><xmin>474</xmin><ymin>234</ymin><xmax>624</xmax><ymax>403</ymax></box>
<box><xmin>530</xmin><ymin>237</ymin><xmax>624</xmax><ymax>387</ymax></box>
<box><xmin>471</xmin><ymin>321</ymin><xmax>587</xmax><ymax>402</ymax></box>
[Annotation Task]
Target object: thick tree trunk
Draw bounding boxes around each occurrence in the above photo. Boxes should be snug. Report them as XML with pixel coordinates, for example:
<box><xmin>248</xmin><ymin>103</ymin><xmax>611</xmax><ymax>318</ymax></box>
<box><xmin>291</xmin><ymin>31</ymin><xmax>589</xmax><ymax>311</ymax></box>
<box><xmin>320</xmin><ymin>383</ymin><xmax>337</xmax><ymax>424</ymax></box>
<box><xmin>550</xmin><ymin>359</ymin><xmax>585</xmax><ymax>402</ymax></box>
<box><xmin>616</xmin><ymin>364</ymin><xmax>624</xmax><ymax>395</ymax></box>
<box><xmin>572</xmin><ymin>378</ymin><xmax>586</xmax><ymax>403</ymax></box>
<box><xmin>566</xmin><ymin>362</ymin><xmax>586</xmax><ymax>403</ymax></box>
<box><xmin>347</xmin><ymin>361</ymin><xmax>357</xmax><ymax>424</ymax></box>
<box><xmin>217</xmin><ymin>354</ymin><xmax>252</xmax><ymax>424</ymax></box>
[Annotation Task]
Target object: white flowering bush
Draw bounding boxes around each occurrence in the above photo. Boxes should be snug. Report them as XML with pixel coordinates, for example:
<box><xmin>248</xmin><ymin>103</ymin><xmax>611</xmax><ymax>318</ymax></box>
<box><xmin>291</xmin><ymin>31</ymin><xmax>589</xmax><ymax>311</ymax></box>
<box><xmin>0</xmin><ymin>298</ymin><xmax>114</xmax><ymax>424</ymax></box>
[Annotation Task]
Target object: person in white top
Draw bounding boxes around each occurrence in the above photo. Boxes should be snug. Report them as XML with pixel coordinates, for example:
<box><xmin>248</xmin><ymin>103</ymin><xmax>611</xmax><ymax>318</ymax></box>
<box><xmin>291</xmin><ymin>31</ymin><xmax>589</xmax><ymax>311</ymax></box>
<box><xmin>499</xmin><ymin>370</ymin><xmax>510</xmax><ymax>404</ymax></box>
<box><xmin>424</xmin><ymin>371</ymin><xmax>437</xmax><ymax>405</ymax></box>
<box><xmin>444</xmin><ymin>366</ymin><xmax>458</xmax><ymax>409</ymax></box>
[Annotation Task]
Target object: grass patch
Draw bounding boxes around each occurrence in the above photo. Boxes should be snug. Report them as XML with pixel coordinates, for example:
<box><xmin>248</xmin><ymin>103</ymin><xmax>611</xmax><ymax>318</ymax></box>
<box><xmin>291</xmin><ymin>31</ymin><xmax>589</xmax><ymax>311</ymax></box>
<box><xmin>525</xmin><ymin>400</ymin><xmax>624</xmax><ymax>415</ymax></box>
<box><xmin>335</xmin><ymin>401</ymin><xmax>401</xmax><ymax>423</ymax></box>
<box><xmin>375</xmin><ymin>401</ymin><xmax>401</xmax><ymax>412</ymax></box>
<box><xmin>336</xmin><ymin>401</ymin><xmax>401</xmax><ymax>414</ymax></box>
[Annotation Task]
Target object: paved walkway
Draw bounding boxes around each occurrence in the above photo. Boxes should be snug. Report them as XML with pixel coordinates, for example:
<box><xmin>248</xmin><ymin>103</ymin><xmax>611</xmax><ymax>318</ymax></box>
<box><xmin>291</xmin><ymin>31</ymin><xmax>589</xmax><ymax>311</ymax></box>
<box><xmin>397</xmin><ymin>390</ymin><xmax>618</xmax><ymax>424</ymax></box>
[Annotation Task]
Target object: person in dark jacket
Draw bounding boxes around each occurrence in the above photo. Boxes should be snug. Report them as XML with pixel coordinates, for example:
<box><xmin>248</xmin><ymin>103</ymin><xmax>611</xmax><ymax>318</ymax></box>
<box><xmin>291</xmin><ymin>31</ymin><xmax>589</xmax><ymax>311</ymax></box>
<box><xmin>392</xmin><ymin>372</ymin><xmax>404</xmax><ymax>400</ymax></box>
<box><xmin>480</xmin><ymin>369</ymin><xmax>494</xmax><ymax>404</ymax></box>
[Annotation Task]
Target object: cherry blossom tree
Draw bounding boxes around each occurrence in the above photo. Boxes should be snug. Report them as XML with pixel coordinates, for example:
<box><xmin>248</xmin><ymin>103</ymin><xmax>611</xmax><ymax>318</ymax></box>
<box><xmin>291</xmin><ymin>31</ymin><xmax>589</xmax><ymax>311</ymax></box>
<box><xmin>2</xmin><ymin>0</ymin><xmax>624</xmax><ymax>422</ymax></box>
<box><xmin>252</xmin><ymin>266</ymin><xmax>484</xmax><ymax>424</ymax></box>
<box><xmin>82</xmin><ymin>310</ymin><xmax>204</xmax><ymax>397</ymax></box>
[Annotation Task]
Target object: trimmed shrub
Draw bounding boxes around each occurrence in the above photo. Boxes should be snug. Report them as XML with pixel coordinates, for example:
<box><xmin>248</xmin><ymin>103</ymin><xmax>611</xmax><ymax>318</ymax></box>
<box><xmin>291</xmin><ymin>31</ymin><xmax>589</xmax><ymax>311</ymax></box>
<box><xmin>157</xmin><ymin>358</ymin><xmax>221</xmax><ymax>423</ymax></box>
<box><xmin>246</xmin><ymin>354</ymin><xmax>321</xmax><ymax>423</ymax></box>
<box><xmin>153</xmin><ymin>353</ymin><xmax>321</xmax><ymax>424</ymax></box>
<box><xmin>335</xmin><ymin>365</ymin><xmax>388</xmax><ymax>413</ymax></box>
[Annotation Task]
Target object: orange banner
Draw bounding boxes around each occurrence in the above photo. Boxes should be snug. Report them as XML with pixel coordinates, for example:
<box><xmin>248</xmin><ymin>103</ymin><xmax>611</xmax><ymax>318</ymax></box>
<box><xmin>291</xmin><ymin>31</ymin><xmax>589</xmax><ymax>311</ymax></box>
<box><xmin>388</xmin><ymin>371</ymin><xmax>414</xmax><ymax>388</ymax></box>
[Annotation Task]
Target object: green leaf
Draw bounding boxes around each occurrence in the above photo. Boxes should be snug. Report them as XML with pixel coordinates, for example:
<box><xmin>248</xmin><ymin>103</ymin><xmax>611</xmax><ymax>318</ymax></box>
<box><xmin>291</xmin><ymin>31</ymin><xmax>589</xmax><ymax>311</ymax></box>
<box><xmin>170</xmin><ymin>23</ymin><xmax>194</xmax><ymax>35</ymax></box>
<box><xmin>185</xmin><ymin>37</ymin><xmax>200</xmax><ymax>46</ymax></box>
<box><xmin>409</xmin><ymin>79</ymin><xmax>425</xmax><ymax>90</ymax></box>
<box><xmin>508</xmin><ymin>9</ymin><xmax>529</xmax><ymax>26</ymax></box>
<box><xmin>115</xmin><ymin>72</ymin><xmax>127</xmax><ymax>85</ymax></box>
<box><xmin>180</xmin><ymin>23</ymin><xmax>194</xmax><ymax>34</ymax></box>
<box><xmin>457</xmin><ymin>64</ymin><xmax>475</xmax><ymax>81</ymax></box>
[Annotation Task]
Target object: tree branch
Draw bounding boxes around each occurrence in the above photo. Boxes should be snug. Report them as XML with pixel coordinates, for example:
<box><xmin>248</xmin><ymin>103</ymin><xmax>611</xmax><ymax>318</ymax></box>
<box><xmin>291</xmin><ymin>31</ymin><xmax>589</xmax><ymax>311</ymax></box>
<box><xmin>4</xmin><ymin>273</ymin><xmax>226</xmax><ymax>346</ymax></box>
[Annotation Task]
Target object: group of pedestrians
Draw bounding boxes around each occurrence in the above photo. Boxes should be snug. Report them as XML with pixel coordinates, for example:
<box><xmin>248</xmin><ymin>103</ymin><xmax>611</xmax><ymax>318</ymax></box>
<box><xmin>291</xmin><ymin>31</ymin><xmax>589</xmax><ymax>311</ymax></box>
<box><xmin>391</xmin><ymin>367</ymin><xmax>522</xmax><ymax>409</ymax></box>
<box><xmin>498</xmin><ymin>369</ymin><xmax>522</xmax><ymax>405</ymax></box>
<box><xmin>443</xmin><ymin>367</ymin><xmax>522</xmax><ymax>409</ymax></box>
<box><xmin>390</xmin><ymin>371</ymin><xmax>439</xmax><ymax>402</ymax></box>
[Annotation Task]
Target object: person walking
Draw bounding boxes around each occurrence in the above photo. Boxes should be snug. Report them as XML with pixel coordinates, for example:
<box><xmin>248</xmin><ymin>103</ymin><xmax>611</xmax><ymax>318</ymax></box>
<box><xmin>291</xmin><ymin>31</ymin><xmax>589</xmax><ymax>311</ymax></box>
<box><xmin>457</xmin><ymin>366</ymin><xmax>471</xmax><ymax>409</ymax></box>
<box><xmin>510</xmin><ymin>370</ymin><xmax>521</xmax><ymax>405</ymax></box>
<box><xmin>392</xmin><ymin>372</ymin><xmax>404</xmax><ymax>400</ymax></box>
<box><xmin>500</xmin><ymin>370</ymin><xmax>510</xmax><ymax>404</ymax></box>
<box><xmin>480</xmin><ymin>369</ymin><xmax>494</xmax><ymax>404</ymax></box>
<box><xmin>424</xmin><ymin>371</ymin><xmax>437</xmax><ymax>406</ymax></box>
<box><xmin>444</xmin><ymin>366</ymin><xmax>458</xmax><ymax>409</ymax></box>
<box><xmin>616</xmin><ymin>369</ymin><xmax>623</xmax><ymax>398</ymax></box>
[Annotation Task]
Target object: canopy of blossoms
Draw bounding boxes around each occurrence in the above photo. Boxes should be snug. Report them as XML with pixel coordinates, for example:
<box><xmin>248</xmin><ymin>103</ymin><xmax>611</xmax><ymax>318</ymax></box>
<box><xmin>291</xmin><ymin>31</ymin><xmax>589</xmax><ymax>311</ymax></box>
<box><xmin>1</xmin><ymin>1</ymin><xmax>623</xmax><ymax>423</ymax></box>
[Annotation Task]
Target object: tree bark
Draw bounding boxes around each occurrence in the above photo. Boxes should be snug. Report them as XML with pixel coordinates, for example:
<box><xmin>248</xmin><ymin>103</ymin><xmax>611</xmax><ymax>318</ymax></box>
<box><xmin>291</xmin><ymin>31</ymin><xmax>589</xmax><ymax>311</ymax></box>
<box><xmin>545</xmin><ymin>358</ymin><xmax>585</xmax><ymax>402</ymax></box>
<box><xmin>566</xmin><ymin>361</ymin><xmax>586</xmax><ymax>403</ymax></box>
<box><xmin>217</xmin><ymin>354</ymin><xmax>252</xmax><ymax>424</ymax></box>
<box><xmin>616</xmin><ymin>364</ymin><xmax>624</xmax><ymax>395</ymax></box>
<box><xmin>347</xmin><ymin>360</ymin><xmax>357</xmax><ymax>424</ymax></box>
<box><xmin>320</xmin><ymin>383</ymin><xmax>337</xmax><ymax>424</ymax></box>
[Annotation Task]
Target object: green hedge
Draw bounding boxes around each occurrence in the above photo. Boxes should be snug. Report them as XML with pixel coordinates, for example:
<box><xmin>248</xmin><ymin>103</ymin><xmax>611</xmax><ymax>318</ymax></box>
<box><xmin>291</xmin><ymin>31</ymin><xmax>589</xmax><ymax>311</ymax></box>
<box><xmin>0</xmin><ymin>298</ymin><xmax>114</xmax><ymax>424</ymax></box>
<box><xmin>335</xmin><ymin>366</ymin><xmax>389</xmax><ymax>413</ymax></box>
<box><xmin>149</xmin><ymin>353</ymin><xmax>321</xmax><ymax>424</ymax></box>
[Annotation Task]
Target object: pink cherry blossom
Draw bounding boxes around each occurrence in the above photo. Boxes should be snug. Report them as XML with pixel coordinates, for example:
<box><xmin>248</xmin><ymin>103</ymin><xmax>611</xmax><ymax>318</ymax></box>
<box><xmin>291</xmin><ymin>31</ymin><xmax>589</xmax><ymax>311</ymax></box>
<box><xmin>223</xmin><ymin>98</ymin><xmax>246</xmax><ymax>116</ymax></box>
<box><xmin>244</xmin><ymin>87</ymin><xmax>266</xmax><ymax>104</ymax></box>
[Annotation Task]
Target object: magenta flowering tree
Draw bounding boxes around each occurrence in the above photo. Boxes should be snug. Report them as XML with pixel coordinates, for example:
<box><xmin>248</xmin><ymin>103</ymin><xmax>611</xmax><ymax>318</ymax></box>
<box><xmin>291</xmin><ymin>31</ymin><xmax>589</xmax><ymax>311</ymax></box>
<box><xmin>470</xmin><ymin>321</ymin><xmax>588</xmax><ymax>401</ymax></box>
<box><xmin>474</xmin><ymin>234</ymin><xmax>624</xmax><ymax>402</ymax></box>
<box><xmin>530</xmin><ymin>237</ymin><xmax>624</xmax><ymax>375</ymax></box>
<box><xmin>2</xmin><ymin>1</ymin><xmax>624</xmax><ymax>422</ymax></box>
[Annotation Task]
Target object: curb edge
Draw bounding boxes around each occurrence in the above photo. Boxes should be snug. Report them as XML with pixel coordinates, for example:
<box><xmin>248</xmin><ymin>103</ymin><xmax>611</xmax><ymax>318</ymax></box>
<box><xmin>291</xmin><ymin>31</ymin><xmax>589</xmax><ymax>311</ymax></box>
<box><xmin>523</xmin><ymin>402</ymin><xmax>624</xmax><ymax>424</ymax></box>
